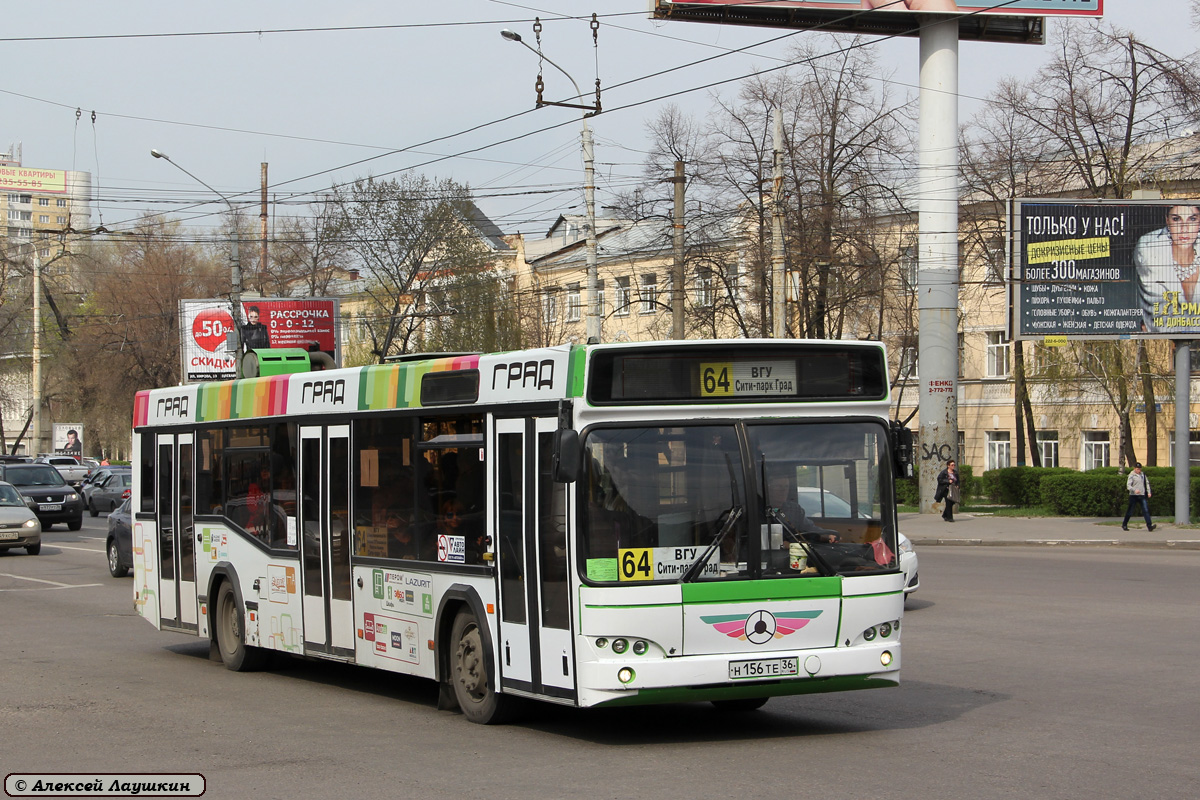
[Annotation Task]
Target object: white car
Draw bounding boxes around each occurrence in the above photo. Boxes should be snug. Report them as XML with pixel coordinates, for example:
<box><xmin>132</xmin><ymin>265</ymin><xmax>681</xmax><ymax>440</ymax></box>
<box><xmin>898</xmin><ymin>532</ymin><xmax>919</xmax><ymax>601</ymax></box>
<box><xmin>793</xmin><ymin>487</ymin><xmax>919</xmax><ymax>600</ymax></box>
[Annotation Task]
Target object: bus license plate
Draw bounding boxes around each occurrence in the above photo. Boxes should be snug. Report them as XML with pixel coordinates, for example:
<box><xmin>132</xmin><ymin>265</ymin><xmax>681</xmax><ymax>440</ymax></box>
<box><xmin>729</xmin><ymin>657</ymin><xmax>799</xmax><ymax>680</ymax></box>
<box><xmin>40</xmin><ymin>503</ymin><xmax>62</xmax><ymax>511</ymax></box>
<box><xmin>0</xmin><ymin>531</ymin><xmax>18</xmax><ymax>541</ymax></box>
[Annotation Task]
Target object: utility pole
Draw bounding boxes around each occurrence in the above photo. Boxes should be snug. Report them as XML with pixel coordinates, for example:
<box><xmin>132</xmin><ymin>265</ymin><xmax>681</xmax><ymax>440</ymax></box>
<box><xmin>31</xmin><ymin>252</ymin><xmax>43</xmax><ymax>456</ymax></box>
<box><xmin>671</xmin><ymin>160</ymin><xmax>685</xmax><ymax>340</ymax></box>
<box><xmin>260</xmin><ymin>162</ymin><xmax>269</xmax><ymax>293</ymax></box>
<box><xmin>771</xmin><ymin>109</ymin><xmax>786</xmax><ymax>339</ymax></box>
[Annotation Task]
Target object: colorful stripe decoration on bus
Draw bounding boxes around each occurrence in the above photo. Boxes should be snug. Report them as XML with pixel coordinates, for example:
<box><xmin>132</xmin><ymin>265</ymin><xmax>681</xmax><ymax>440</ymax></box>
<box><xmin>134</xmin><ymin>347</ymin><xmax>578</xmax><ymax>426</ymax></box>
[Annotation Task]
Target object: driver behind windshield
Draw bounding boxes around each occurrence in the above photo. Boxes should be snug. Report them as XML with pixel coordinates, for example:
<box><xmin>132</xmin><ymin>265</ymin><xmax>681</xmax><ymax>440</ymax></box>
<box><xmin>765</xmin><ymin>473</ymin><xmax>839</xmax><ymax>544</ymax></box>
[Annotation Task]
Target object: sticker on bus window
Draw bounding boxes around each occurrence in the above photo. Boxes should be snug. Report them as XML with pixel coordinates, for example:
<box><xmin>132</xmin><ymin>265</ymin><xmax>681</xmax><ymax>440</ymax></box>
<box><xmin>586</xmin><ymin>558</ymin><xmax>619</xmax><ymax>582</ymax></box>
<box><xmin>618</xmin><ymin>547</ymin><xmax>719</xmax><ymax>581</ymax></box>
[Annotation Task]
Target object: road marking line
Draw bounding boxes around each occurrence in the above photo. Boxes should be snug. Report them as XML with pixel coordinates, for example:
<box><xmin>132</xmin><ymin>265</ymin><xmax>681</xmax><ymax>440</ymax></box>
<box><xmin>52</xmin><ymin>544</ymin><xmax>105</xmax><ymax>553</ymax></box>
<box><xmin>0</xmin><ymin>583</ymin><xmax>104</xmax><ymax>592</ymax></box>
<box><xmin>0</xmin><ymin>572</ymin><xmax>102</xmax><ymax>589</ymax></box>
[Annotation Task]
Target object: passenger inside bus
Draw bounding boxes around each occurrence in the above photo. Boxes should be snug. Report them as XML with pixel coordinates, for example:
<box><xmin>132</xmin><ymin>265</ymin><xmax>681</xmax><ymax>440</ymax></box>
<box><xmin>386</xmin><ymin>510</ymin><xmax>420</xmax><ymax>559</ymax></box>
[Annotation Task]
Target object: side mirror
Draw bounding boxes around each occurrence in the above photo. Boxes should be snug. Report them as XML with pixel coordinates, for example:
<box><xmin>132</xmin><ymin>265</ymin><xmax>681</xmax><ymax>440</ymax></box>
<box><xmin>551</xmin><ymin>429</ymin><xmax>581</xmax><ymax>484</ymax></box>
<box><xmin>891</xmin><ymin>421</ymin><xmax>914</xmax><ymax>479</ymax></box>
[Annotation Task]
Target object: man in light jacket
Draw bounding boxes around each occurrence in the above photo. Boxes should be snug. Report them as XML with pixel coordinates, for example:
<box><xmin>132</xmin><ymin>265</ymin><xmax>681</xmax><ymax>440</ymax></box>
<box><xmin>1121</xmin><ymin>463</ymin><xmax>1155</xmax><ymax>532</ymax></box>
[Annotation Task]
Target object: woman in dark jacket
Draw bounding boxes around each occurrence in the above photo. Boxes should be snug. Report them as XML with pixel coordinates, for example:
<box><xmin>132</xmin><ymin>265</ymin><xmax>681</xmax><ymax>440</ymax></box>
<box><xmin>935</xmin><ymin>460</ymin><xmax>959</xmax><ymax>522</ymax></box>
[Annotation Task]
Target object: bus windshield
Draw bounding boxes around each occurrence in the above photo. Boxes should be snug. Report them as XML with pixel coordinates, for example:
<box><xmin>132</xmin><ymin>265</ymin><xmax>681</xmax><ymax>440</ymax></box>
<box><xmin>579</xmin><ymin>421</ymin><xmax>896</xmax><ymax>583</ymax></box>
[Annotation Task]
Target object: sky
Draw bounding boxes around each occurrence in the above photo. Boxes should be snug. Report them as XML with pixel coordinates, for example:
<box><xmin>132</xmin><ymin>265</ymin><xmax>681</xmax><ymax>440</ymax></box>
<box><xmin>1</xmin><ymin>1</ymin><xmax>1195</xmax><ymax>246</ymax></box>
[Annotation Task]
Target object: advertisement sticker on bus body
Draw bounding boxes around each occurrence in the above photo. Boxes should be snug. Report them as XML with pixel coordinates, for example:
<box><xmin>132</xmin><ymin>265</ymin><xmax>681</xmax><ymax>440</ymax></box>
<box><xmin>1013</xmin><ymin>200</ymin><xmax>1200</xmax><ymax>339</ymax></box>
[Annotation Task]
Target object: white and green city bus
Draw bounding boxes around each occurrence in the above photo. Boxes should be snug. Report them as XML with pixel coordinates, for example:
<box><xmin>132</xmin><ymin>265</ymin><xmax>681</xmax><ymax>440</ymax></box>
<box><xmin>132</xmin><ymin>339</ymin><xmax>913</xmax><ymax>723</ymax></box>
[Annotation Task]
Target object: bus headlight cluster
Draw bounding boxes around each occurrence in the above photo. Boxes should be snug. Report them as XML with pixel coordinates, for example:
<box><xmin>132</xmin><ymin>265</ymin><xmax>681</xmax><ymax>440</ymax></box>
<box><xmin>862</xmin><ymin>620</ymin><xmax>900</xmax><ymax>642</ymax></box>
<box><xmin>596</xmin><ymin>637</ymin><xmax>650</xmax><ymax>656</ymax></box>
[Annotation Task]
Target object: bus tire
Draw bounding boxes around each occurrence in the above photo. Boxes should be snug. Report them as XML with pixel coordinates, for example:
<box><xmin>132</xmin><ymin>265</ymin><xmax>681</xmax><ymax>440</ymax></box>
<box><xmin>712</xmin><ymin>697</ymin><xmax>769</xmax><ymax>712</ymax></box>
<box><xmin>449</xmin><ymin>609</ymin><xmax>516</xmax><ymax>724</ymax></box>
<box><xmin>215</xmin><ymin>581</ymin><xmax>267</xmax><ymax>672</ymax></box>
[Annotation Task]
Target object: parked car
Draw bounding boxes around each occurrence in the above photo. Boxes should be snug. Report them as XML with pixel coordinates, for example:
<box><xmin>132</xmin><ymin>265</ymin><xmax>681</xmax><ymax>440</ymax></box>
<box><xmin>106</xmin><ymin>497</ymin><xmax>133</xmax><ymax>577</ymax></box>
<box><xmin>0</xmin><ymin>480</ymin><xmax>42</xmax><ymax>555</ymax></box>
<box><xmin>34</xmin><ymin>455</ymin><xmax>89</xmax><ymax>489</ymax></box>
<box><xmin>84</xmin><ymin>468</ymin><xmax>132</xmax><ymax>515</ymax></box>
<box><xmin>898</xmin><ymin>532</ymin><xmax>919</xmax><ymax>602</ymax></box>
<box><xmin>793</xmin><ymin>486</ymin><xmax>919</xmax><ymax>601</ymax></box>
<box><xmin>0</xmin><ymin>463</ymin><xmax>84</xmax><ymax>531</ymax></box>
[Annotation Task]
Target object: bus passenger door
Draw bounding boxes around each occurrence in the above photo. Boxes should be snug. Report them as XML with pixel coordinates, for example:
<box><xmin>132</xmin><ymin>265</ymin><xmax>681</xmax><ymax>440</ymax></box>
<box><xmin>493</xmin><ymin>417</ymin><xmax>576</xmax><ymax>700</ymax></box>
<box><xmin>156</xmin><ymin>432</ymin><xmax>197</xmax><ymax>632</ymax></box>
<box><xmin>298</xmin><ymin>425</ymin><xmax>354</xmax><ymax>658</ymax></box>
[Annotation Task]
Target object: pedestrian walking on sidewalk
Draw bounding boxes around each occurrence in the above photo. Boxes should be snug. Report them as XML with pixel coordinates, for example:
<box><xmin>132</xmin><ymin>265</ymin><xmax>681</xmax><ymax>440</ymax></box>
<box><xmin>1121</xmin><ymin>463</ymin><xmax>1156</xmax><ymax>531</ymax></box>
<box><xmin>935</xmin><ymin>460</ymin><xmax>960</xmax><ymax>522</ymax></box>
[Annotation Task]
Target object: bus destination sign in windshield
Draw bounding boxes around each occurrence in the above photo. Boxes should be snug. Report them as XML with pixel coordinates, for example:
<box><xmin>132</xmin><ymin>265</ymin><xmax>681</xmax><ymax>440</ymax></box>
<box><xmin>701</xmin><ymin>361</ymin><xmax>796</xmax><ymax>398</ymax></box>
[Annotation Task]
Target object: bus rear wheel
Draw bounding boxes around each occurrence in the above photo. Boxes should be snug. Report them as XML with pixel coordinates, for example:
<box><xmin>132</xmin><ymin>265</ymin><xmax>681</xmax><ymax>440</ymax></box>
<box><xmin>215</xmin><ymin>581</ymin><xmax>267</xmax><ymax>672</ymax></box>
<box><xmin>449</xmin><ymin>609</ymin><xmax>516</xmax><ymax>724</ymax></box>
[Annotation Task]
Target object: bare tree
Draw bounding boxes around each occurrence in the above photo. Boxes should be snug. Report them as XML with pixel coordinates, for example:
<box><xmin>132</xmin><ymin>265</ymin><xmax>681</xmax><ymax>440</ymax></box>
<box><xmin>333</xmin><ymin>174</ymin><xmax>491</xmax><ymax>359</ymax></box>
<box><xmin>266</xmin><ymin>195</ymin><xmax>348</xmax><ymax>297</ymax></box>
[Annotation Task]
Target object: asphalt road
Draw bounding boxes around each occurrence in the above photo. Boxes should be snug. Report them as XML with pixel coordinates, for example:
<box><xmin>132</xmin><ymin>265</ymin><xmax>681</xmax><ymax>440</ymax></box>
<box><xmin>2</xmin><ymin>515</ymin><xmax>1197</xmax><ymax>800</ymax></box>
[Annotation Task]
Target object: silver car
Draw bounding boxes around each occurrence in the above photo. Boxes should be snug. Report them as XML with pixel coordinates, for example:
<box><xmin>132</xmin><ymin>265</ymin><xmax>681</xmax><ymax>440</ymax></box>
<box><xmin>0</xmin><ymin>480</ymin><xmax>42</xmax><ymax>555</ymax></box>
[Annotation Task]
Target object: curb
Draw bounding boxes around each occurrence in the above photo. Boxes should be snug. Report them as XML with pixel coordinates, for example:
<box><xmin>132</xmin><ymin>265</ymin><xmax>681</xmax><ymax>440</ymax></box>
<box><xmin>910</xmin><ymin>537</ymin><xmax>1200</xmax><ymax>550</ymax></box>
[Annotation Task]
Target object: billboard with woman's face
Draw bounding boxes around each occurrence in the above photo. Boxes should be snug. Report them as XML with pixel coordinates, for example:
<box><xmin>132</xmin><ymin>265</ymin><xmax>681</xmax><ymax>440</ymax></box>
<box><xmin>653</xmin><ymin>1</ymin><xmax>1103</xmax><ymax>17</ymax></box>
<box><xmin>1012</xmin><ymin>200</ymin><xmax>1200</xmax><ymax>340</ymax></box>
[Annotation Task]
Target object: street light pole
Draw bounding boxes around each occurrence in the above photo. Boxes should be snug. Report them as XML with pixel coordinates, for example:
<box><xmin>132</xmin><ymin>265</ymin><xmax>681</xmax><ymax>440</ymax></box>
<box><xmin>501</xmin><ymin>29</ymin><xmax>600</xmax><ymax>343</ymax></box>
<box><xmin>151</xmin><ymin>149</ymin><xmax>244</xmax><ymax>378</ymax></box>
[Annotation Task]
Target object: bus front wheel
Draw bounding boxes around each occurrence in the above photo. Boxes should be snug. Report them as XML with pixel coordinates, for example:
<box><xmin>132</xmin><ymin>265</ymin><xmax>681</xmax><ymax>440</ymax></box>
<box><xmin>215</xmin><ymin>581</ymin><xmax>267</xmax><ymax>672</ymax></box>
<box><xmin>449</xmin><ymin>609</ymin><xmax>516</xmax><ymax>724</ymax></box>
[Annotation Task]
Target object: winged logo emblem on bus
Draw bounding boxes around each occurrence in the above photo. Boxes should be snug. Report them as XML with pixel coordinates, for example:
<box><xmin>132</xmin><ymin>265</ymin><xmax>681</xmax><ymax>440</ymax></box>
<box><xmin>701</xmin><ymin>610</ymin><xmax>822</xmax><ymax>645</ymax></box>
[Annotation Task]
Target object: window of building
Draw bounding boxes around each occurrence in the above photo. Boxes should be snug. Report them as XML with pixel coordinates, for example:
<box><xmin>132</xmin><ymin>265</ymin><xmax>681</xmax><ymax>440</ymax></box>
<box><xmin>18</xmin><ymin>194</ymin><xmax>31</xmax><ymax>204</ymax></box>
<box><xmin>6</xmin><ymin>193</ymin><xmax>17</xmax><ymax>203</ymax></box>
<box><xmin>6</xmin><ymin>210</ymin><xmax>17</xmax><ymax>220</ymax></box>
<box><xmin>543</xmin><ymin>289</ymin><xmax>559</xmax><ymax>324</ymax></box>
<box><xmin>56</xmin><ymin>216</ymin><xmax>65</xmax><ymax>224</ymax></box>
<box><xmin>899</xmin><ymin>243</ymin><xmax>918</xmax><ymax>290</ymax></box>
<box><xmin>39</xmin><ymin>247</ymin><xmax>50</xmax><ymax>258</ymax></box>
<box><xmin>986</xmin><ymin>331</ymin><xmax>1010</xmax><ymax>378</ymax></box>
<box><xmin>614</xmin><ymin>277</ymin><xmax>631</xmax><ymax>317</ymax></box>
<box><xmin>595</xmin><ymin>279</ymin><xmax>605</xmax><ymax>317</ymax></box>
<box><xmin>38</xmin><ymin>215</ymin><xmax>49</xmax><ymax>223</ymax></box>
<box><xmin>986</xmin><ymin>431</ymin><xmax>1011</xmax><ymax>470</ymax></box>
<box><xmin>56</xmin><ymin>198</ymin><xmax>67</xmax><ymax>208</ymax></box>
<box><xmin>567</xmin><ymin>283</ymin><xmax>581</xmax><ymax>322</ymax></box>
<box><xmin>640</xmin><ymin>273</ymin><xmax>657</xmax><ymax>315</ymax></box>
<box><xmin>1036</xmin><ymin>430</ymin><xmax>1060</xmax><ymax>467</ymax></box>
<box><xmin>899</xmin><ymin>346</ymin><xmax>918</xmax><ymax>379</ymax></box>
<box><xmin>695</xmin><ymin>266</ymin><xmax>714</xmax><ymax>307</ymax></box>
<box><xmin>38</xmin><ymin>197</ymin><xmax>49</xmax><ymax>206</ymax></box>
<box><xmin>1081</xmin><ymin>431</ymin><xmax>1110</xmax><ymax>470</ymax></box>
<box><xmin>1167</xmin><ymin>431</ymin><xmax>1200</xmax><ymax>466</ymax></box>
<box><xmin>985</xmin><ymin>236</ymin><xmax>1006</xmax><ymax>283</ymax></box>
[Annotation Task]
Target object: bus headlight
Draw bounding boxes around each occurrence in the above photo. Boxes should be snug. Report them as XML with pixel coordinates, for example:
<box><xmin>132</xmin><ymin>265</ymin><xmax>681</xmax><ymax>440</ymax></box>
<box><xmin>617</xmin><ymin>667</ymin><xmax>636</xmax><ymax>684</ymax></box>
<box><xmin>880</xmin><ymin>651</ymin><xmax>893</xmax><ymax>667</ymax></box>
<box><xmin>879</xmin><ymin>622</ymin><xmax>892</xmax><ymax>638</ymax></box>
<box><xmin>863</xmin><ymin>627</ymin><xmax>877</xmax><ymax>642</ymax></box>
<box><xmin>595</xmin><ymin>637</ymin><xmax>609</xmax><ymax>649</ymax></box>
<box><xmin>631</xmin><ymin>640</ymin><xmax>648</xmax><ymax>656</ymax></box>
<box><xmin>611</xmin><ymin>638</ymin><xmax>629</xmax><ymax>655</ymax></box>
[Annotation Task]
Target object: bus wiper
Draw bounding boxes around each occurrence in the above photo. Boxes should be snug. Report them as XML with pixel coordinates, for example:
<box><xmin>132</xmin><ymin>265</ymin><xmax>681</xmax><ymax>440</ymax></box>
<box><xmin>768</xmin><ymin>507</ymin><xmax>835</xmax><ymax>576</ymax></box>
<box><xmin>679</xmin><ymin>506</ymin><xmax>743</xmax><ymax>583</ymax></box>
